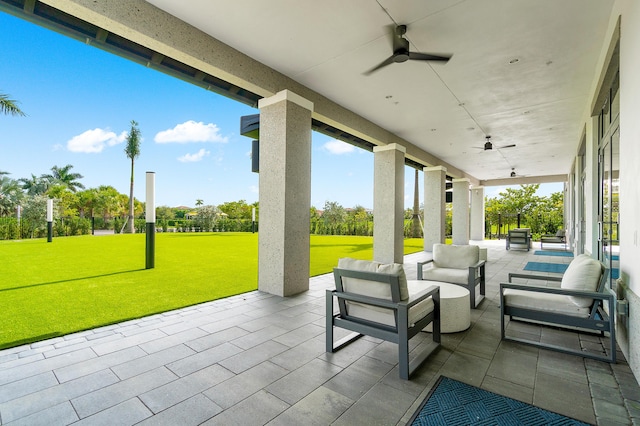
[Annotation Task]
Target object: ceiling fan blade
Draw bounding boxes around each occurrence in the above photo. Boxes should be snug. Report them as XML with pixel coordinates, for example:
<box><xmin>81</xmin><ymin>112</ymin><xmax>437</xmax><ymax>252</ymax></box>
<box><xmin>363</xmin><ymin>55</ymin><xmax>396</xmax><ymax>75</ymax></box>
<box><xmin>408</xmin><ymin>52</ymin><xmax>451</xmax><ymax>62</ymax></box>
<box><xmin>498</xmin><ymin>144</ymin><xmax>516</xmax><ymax>149</ymax></box>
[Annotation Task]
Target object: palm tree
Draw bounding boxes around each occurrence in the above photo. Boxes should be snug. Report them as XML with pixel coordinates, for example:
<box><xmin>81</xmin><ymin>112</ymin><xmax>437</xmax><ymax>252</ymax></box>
<box><xmin>124</xmin><ymin>120</ymin><xmax>141</xmax><ymax>233</ymax></box>
<box><xmin>42</xmin><ymin>164</ymin><xmax>85</xmax><ymax>192</ymax></box>
<box><xmin>0</xmin><ymin>176</ymin><xmax>22</xmax><ymax>216</ymax></box>
<box><xmin>0</xmin><ymin>93</ymin><xmax>25</xmax><ymax>116</ymax></box>
<box><xmin>19</xmin><ymin>174</ymin><xmax>49</xmax><ymax>195</ymax></box>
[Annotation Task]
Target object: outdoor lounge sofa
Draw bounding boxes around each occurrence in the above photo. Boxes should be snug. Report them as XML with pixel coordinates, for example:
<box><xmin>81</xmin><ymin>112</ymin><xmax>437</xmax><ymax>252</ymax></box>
<box><xmin>416</xmin><ymin>244</ymin><xmax>486</xmax><ymax>309</ymax></box>
<box><xmin>326</xmin><ymin>258</ymin><xmax>440</xmax><ymax>380</ymax></box>
<box><xmin>500</xmin><ymin>254</ymin><xmax>615</xmax><ymax>362</ymax></box>
<box><xmin>540</xmin><ymin>229</ymin><xmax>567</xmax><ymax>250</ymax></box>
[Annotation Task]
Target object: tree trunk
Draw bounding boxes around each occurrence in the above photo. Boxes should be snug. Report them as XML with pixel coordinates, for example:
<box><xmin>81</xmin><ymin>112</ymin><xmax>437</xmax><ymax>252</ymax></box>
<box><xmin>127</xmin><ymin>158</ymin><xmax>135</xmax><ymax>233</ymax></box>
<box><xmin>411</xmin><ymin>169</ymin><xmax>422</xmax><ymax>237</ymax></box>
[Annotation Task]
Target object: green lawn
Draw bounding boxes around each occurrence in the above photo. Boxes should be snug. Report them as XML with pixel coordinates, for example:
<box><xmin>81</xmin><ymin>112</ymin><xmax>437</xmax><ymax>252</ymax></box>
<box><xmin>0</xmin><ymin>233</ymin><xmax>424</xmax><ymax>349</ymax></box>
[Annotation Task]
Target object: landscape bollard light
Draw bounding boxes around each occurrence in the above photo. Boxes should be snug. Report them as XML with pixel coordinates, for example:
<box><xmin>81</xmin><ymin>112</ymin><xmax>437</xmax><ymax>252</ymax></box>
<box><xmin>46</xmin><ymin>198</ymin><xmax>53</xmax><ymax>243</ymax></box>
<box><xmin>252</xmin><ymin>207</ymin><xmax>256</xmax><ymax>233</ymax></box>
<box><xmin>146</xmin><ymin>172</ymin><xmax>156</xmax><ymax>269</ymax></box>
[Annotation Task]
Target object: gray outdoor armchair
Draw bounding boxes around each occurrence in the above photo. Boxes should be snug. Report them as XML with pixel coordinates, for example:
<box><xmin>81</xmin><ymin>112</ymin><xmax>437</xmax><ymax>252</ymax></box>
<box><xmin>326</xmin><ymin>258</ymin><xmax>440</xmax><ymax>380</ymax></box>
<box><xmin>417</xmin><ymin>244</ymin><xmax>486</xmax><ymax>308</ymax></box>
<box><xmin>500</xmin><ymin>254</ymin><xmax>615</xmax><ymax>362</ymax></box>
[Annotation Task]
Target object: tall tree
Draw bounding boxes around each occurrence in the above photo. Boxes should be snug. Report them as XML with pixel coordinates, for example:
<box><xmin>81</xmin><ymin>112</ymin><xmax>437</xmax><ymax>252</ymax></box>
<box><xmin>124</xmin><ymin>120</ymin><xmax>141</xmax><ymax>233</ymax></box>
<box><xmin>0</xmin><ymin>176</ymin><xmax>22</xmax><ymax>217</ymax></box>
<box><xmin>42</xmin><ymin>164</ymin><xmax>85</xmax><ymax>192</ymax></box>
<box><xmin>19</xmin><ymin>173</ymin><xmax>49</xmax><ymax>195</ymax></box>
<box><xmin>322</xmin><ymin>201</ymin><xmax>346</xmax><ymax>235</ymax></box>
<box><xmin>0</xmin><ymin>93</ymin><xmax>25</xmax><ymax>116</ymax></box>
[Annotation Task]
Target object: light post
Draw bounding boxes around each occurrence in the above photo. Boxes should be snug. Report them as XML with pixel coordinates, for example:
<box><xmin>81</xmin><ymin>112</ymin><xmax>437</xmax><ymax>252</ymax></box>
<box><xmin>46</xmin><ymin>198</ymin><xmax>53</xmax><ymax>243</ymax></box>
<box><xmin>252</xmin><ymin>207</ymin><xmax>256</xmax><ymax>233</ymax></box>
<box><xmin>146</xmin><ymin>172</ymin><xmax>156</xmax><ymax>269</ymax></box>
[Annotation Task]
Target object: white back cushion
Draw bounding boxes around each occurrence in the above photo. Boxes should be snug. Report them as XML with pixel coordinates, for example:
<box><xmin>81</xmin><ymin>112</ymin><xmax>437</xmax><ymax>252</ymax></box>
<box><xmin>433</xmin><ymin>244</ymin><xmax>479</xmax><ymax>269</ymax></box>
<box><xmin>337</xmin><ymin>258</ymin><xmax>409</xmax><ymax>301</ymax></box>
<box><xmin>560</xmin><ymin>254</ymin><xmax>603</xmax><ymax>307</ymax></box>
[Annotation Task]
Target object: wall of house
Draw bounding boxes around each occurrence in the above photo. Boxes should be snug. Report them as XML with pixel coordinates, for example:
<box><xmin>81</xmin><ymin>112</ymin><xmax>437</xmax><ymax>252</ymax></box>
<box><xmin>617</xmin><ymin>0</ymin><xmax>640</xmax><ymax>380</ymax></box>
<box><xmin>575</xmin><ymin>0</ymin><xmax>639</xmax><ymax>381</ymax></box>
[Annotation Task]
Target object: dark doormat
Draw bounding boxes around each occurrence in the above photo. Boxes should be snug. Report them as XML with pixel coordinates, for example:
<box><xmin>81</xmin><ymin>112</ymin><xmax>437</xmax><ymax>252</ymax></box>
<box><xmin>534</xmin><ymin>250</ymin><xmax>574</xmax><ymax>257</ymax></box>
<box><xmin>408</xmin><ymin>376</ymin><xmax>592</xmax><ymax>425</ymax></box>
<box><xmin>523</xmin><ymin>262</ymin><xmax>568</xmax><ymax>273</ymax></box>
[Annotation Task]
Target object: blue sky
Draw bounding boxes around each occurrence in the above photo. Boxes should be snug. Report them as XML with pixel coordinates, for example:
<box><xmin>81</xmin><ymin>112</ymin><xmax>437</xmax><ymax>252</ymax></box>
<box><xmin>0</xmin><ymin>12</ymin><xmax>561</xmax><ymax>209</ymax></box>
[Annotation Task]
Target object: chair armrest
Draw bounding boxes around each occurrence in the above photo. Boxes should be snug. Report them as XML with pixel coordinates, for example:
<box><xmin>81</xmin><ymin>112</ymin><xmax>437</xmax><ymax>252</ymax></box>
<box><xmin>403</xmin><ymin>285</ymin><xmax>439</xmax><ymax>308</ymax></box>
<box><xmin>499</xmin><ymin>282</ymin><xmax>614</xmax><ymax>301</ymax></box>
<box><xmin>508</xmin><ymin>272</ymin><xmax>562</xmax><ymax>283</ymax></box>
<box><xmin>416</xmin><ymin>259</ymin><xmax>434</xmax><ymax>280</ymax></box>
<box><xmin>471</xmin><ymin>259</ymin><xmax>486</xmax><ymax>269</ymax></box>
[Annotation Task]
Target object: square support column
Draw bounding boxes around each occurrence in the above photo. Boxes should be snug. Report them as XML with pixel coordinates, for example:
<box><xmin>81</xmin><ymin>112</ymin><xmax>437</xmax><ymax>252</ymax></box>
<box><xmin>423</xmin><ymin>166</ymin><xmax>447</xmax><ymax>251</ymax></box>
<box><xmin>452</xmin><ymin>178</ymin><xmax>470</xmax><ymax>245</ymax></box>
<box><xmin>373</xmin><ymin>144</ymin><xmax>405</xmax><ymax>264</ymax></box>
<box><xmin>470</xmin><ymin>186</ymin><xmax>485</xmax><ymax>241</ymax></box>
<box><xmin>258</xmin><ymin>90</ymin><xmax>313</xmax><ymax>296</ymax></box>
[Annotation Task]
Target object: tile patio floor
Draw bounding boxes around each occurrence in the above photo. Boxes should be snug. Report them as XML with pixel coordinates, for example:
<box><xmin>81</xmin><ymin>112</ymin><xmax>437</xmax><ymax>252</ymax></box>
<box><xmin>0</xmin><ymin>240</ymin><xmax>638</xmax><ymax>425</ymax></box>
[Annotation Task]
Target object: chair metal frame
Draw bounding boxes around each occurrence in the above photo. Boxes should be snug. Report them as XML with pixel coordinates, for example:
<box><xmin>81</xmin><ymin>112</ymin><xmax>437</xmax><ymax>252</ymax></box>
<box><xmin>506</xmin><ymin>229</ymin><xmax>531</xmax><ymax>251</ymax></box>
<box><xmin>326</xmin><ymin>268</ymin><xmax>440</xmax><ymax>380</ymax></box>
<box><xmin>500</xmin><ymin>264</ymin><xmax>616</xmax><ymax>363</ymax></box>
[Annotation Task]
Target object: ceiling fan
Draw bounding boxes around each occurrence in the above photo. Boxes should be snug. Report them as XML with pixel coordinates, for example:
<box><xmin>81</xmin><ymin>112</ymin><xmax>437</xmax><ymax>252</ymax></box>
<box><xmin>510</xmin><ymin>168</ymin><xmax>528</xmax><ymax>178</ymax></box>
<box><xmin>476</xmin><ymin>136</ymin><xmax>516</xmax><ymax>152</ymax></box>
<box><xmin>364</xmin><ymin>25</ymin><xmax>451</xmax><ymax>75</ymax></box>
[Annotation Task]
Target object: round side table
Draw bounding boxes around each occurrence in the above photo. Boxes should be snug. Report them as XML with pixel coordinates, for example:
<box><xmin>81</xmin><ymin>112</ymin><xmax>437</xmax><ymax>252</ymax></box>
<box><xmin>408</xmin><ymin>280</ymin><xmax>471</xmax><ymax>333</ymax></box>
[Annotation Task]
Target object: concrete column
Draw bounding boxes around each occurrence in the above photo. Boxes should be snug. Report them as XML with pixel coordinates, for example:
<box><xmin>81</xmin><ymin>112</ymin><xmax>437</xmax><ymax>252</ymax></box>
<box><xmin>257</xmin><ymin>90</ymin><xmax>313</xmax><ymax>296</ymax></box>
<box><xmin>452</xmin><ymin>178</ymin><xmax>470</xmax><ymax>245</ymax></box>
<box><xmin>423</xmin><ymin>166</ymin><xmax>447</xmax><ymax>251</ymax></box>
<box><xmin>469</xmin><ymin>186</ymin><xmax>485</xmax><ymax>241</ymax></box>
<box><xmin>373</xmin><ymin>144</ymin><xmax>405</xmax><ymax>264</ymax></box>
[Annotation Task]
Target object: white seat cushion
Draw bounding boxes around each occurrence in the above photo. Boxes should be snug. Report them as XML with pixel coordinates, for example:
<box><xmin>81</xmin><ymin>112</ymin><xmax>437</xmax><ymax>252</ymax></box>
<box><xmin>503</xmin><ymin>288</ymin><xmax>591</xmax><ymax>318</ymax></box>
<box><xmin>420</xmin><ymin>266</ymin><xmax>468</xmax><ymax>285</ymax></box>
<box><xmin>560</xmin><ymin>254</ymin><xmax>603</xmax><ymax>307</ymax></box>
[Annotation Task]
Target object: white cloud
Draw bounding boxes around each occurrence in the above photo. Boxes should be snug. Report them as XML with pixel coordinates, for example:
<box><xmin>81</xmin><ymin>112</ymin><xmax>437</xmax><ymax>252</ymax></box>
<box><xmin>177</xmin><ymin>148</ymin><xmax>210</xmax><ymax>163</ymax></box>
<box><xmin>323</xmin><ymin>139</ymin><xmax>354</xmax><ymax>155</ymax></box>
<box><xmin>67</xmin><ymin>128</ymin><xmax>126</xmax><ymax>153</ymax></box>
<box><xmin>249</xmin><ymin>185</ymin><xmax>259</xmax><ymax>193</ymax></box>
<box><xmin>155</xmin><ymin>120</ymin><xmax>228</xmax><ymax>144</ymax></box>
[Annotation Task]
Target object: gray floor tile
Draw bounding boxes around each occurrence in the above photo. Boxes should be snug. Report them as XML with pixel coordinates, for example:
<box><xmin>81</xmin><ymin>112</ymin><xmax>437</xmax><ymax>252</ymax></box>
<box><xmin>332</xmin><ymin>382</ymin><xmax>415</xmax><ymax>426</ymax></box>
<box><xmin>267</xmin><ymin>386</ymin><xmax>354</xmax><ymax>426</ymax></box>
<box><xmin>3</xmin><ymin>401</ymin><xmax>78</xmax><ymax>426</ymax></box>
<box><xmin>0</xmin><ymin>369</ymin><xmax>119</xmax><ymax>423</ymax></box>
<box><xmin>218</xmin><ymin>340</ymin><xmax>289</xmax><ymax>374</ymax></box>
<box><xmin>72</xmin><ymin>398</ymin><xmax>152</xmax><ymax>425</ymax></box>
<box><xmin>266</xmin><ymin>358</ymin><xmax>343</xmax><ymax>405</ymax></box>
<box><xmin>139</xmin><ymin>364</ymin><xmax>234</xmax><ymax>414</ymax></box>
<box><xmin>54</xmin><ymin>345</ymin><xmax>146</xmax><ymax>383</ymax></box>
<box><xmin>166</xmin><ymin>342</ymin><xmax>243</xmax><ymax>377</ymax></box>
<box><xmin>204</xmin><ymin>361</ymin><xmax>289</xmax><ymax>409</ymax></box>
<box><xmin>136</xmin><ymin>393</ymin><xmax>222</xmax><ymax>426</ymax></box>
<box><xmin>71</xmin><ymin>366</ymin><xmax>177</xmax><ymax>418</ymax></box>
<box><xmin>0</xmin><ymin>371</ymin><xmax>58</xmax><ymax>404</ymax></box>
<box><xmin>200</xmin><ymin>390</ymin><xmax>290</xmax><ymax>426</ymax></box>
<box><xmin>534</xmin><ymin>371</ymin><xmax>595</xmax><ymax>424</ymax></box>
<box><xmin>111</xmin><ymin>343</ymin><xmax>196</xmax><ymax>380</ymax></box>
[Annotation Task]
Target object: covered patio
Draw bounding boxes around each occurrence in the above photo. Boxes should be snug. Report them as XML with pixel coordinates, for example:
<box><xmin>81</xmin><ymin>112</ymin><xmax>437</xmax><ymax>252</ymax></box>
<box><xmin>0</xmin><ymin>240</ymin><xmax>637</xmax><ymax>425</ymax></box>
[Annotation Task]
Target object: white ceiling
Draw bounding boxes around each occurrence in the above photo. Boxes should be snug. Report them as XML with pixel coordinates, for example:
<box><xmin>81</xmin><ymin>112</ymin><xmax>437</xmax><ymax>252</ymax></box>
<box><xmin>146</xmin><ymin>0</ymin><xmax>615</xmax><ymax>183</ymax></box>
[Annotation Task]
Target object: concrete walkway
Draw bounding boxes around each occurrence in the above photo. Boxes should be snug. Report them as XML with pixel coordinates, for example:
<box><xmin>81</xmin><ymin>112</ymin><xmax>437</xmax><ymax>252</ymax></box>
<box><xmin>0</xmin><ymin>240</ymin><xmax>638</xmax><ymax>425</ymax></box>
